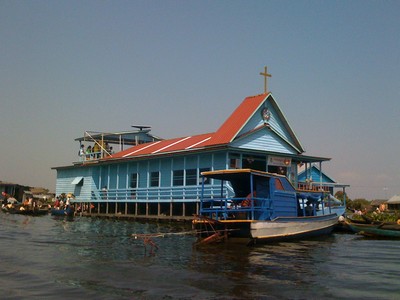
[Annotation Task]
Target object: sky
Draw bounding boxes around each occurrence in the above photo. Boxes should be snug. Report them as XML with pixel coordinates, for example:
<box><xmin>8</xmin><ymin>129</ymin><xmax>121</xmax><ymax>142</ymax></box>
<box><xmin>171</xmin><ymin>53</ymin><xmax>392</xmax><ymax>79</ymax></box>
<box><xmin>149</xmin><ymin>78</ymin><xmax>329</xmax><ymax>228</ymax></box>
<box><xmin>1</xmin><ymin>0</ymin><xmax>399</xmax><ymax>200</ymax></box>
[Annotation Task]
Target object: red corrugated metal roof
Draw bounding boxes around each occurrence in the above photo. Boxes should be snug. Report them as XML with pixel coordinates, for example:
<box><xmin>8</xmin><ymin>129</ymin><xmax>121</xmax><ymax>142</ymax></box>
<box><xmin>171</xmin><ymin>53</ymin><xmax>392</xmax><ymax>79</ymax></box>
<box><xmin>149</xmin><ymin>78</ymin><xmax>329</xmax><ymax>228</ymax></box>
<box><xmin>106</xmin><ymin>93</ymin><xmax>269</xmax><ymax>160</ymax></box>
<box><xmin>203</xmin><ymin>93</ymin><xmax>268</xmax><ymax>146</ymax></box>
<box><xmin>109</xmin><ymin>133</ymin><xmax>214</xmax><ymax>159</ymax></box>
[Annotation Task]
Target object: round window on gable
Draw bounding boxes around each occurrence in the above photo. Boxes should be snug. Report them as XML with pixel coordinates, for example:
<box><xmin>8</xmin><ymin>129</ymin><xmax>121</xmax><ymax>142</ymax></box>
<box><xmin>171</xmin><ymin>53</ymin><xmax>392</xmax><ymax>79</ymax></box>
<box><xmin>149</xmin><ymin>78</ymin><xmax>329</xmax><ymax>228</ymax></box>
<box><xmin>261</xmin><ymin>107</ymin><xmax>271</xmax><ymax>122</ymax></box>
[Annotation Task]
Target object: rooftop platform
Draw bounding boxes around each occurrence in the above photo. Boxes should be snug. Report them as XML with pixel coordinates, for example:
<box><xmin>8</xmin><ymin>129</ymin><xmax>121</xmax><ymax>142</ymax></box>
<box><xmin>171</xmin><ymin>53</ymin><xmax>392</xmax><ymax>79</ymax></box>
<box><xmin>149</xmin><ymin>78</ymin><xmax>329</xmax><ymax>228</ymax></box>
<box><xmin>74</xmin><ymin>127</ymin><xmax>163</xmax><ymax>164</ymax></box>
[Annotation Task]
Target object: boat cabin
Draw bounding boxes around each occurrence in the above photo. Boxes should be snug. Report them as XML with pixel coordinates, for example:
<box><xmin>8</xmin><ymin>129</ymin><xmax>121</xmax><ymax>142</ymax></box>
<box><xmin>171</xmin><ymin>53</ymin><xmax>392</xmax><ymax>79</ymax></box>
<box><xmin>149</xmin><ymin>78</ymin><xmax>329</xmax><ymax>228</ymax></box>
<box><xmin>199</xmin><ymin>169</ymin><xmax>339</xmax><ymax>222</ymax></box>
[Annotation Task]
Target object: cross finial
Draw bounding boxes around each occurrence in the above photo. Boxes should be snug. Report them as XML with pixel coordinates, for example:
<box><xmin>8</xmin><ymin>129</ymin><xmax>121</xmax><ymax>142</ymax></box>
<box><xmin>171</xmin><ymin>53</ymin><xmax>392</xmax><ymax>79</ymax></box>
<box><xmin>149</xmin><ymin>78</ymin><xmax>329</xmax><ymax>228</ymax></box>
<box><xmin>259</xmin><ymin>66</ymin><xmax>272</xmax><ymax>94</ymax></box>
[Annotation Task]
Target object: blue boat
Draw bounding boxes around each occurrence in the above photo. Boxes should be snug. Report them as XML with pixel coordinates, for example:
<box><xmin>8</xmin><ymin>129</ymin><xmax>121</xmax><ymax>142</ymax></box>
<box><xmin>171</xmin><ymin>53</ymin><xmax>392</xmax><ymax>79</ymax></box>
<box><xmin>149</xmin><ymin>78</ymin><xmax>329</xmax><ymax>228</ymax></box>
<box><xmin>193</xmin><ymin>169</ymin><xmax>345</xmax><ymax>245</ymax></box>
<box><xmin>51</xmin><ymin>206</ymin><xmax>74</xmax><ymax>217</ymax></box>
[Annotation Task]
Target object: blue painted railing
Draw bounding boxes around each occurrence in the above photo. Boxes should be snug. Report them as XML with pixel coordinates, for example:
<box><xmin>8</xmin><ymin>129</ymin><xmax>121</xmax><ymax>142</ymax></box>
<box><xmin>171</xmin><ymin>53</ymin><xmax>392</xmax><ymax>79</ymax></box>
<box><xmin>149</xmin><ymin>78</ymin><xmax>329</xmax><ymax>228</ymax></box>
<box><xmin>74</xmin><ymin>184</ymin><xmax>224</xmax><ymax>203</ymax></box>
<box><xmin>199</xmin><ymin>197</ymin><xmax>273</xmax><ymax>221</ymax></box>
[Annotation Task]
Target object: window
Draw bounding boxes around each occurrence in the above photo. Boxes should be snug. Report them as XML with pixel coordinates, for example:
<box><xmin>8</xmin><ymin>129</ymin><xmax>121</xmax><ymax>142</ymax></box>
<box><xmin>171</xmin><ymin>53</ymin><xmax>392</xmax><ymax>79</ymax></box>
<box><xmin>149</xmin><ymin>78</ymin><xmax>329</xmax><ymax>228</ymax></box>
<box><xmin>186</xmin><ymin>169</ymin><xmax>197</xmax><ymax>186</ymax></box>
<box><xmin>173</xmin><ymin>170</ymin><xmax>184</xmax><ymax>186</ymax></box>
<box><xmin>130</xmin><ymin>173</ymin><xmax>138</xmax><ymax>198</ymax></box>
<box><xmin>229</xmin><ymin>153</ymin><xmax>241</xmax><ymax>169</ymax></box>
<box><xmin>130</xmin><ymin>173</ymin><xmax>138</xmax><ymax>188</ymax></box>
<box><xmin>150</xmin><ymin>172</ymin><xmax>159</xmax><ymax>187</ymax></box>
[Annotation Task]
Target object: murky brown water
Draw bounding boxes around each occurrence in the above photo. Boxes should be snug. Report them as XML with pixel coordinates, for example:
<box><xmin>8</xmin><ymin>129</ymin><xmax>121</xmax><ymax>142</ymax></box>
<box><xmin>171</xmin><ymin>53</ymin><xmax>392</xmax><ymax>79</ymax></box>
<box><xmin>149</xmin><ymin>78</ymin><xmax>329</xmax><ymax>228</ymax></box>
<box><xmin>1</xmin><ymin>214</ymin><xmax>399</xmax><ymax>299</ymax></box>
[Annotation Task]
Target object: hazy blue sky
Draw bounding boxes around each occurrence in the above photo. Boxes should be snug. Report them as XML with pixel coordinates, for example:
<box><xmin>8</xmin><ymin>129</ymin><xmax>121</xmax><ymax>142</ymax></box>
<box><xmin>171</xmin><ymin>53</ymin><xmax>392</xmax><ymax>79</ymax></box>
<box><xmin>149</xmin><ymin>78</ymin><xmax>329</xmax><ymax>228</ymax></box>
<box><xmin>1</xmin><ymin>1</ymin><xmax>399</xmax><ymax>200</ymax></box>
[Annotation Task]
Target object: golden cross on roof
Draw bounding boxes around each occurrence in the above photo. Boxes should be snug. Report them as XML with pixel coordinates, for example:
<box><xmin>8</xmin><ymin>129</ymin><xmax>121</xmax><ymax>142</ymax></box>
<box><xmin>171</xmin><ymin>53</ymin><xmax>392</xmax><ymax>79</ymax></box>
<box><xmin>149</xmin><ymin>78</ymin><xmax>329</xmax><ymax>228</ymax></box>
<box><xmin>260</xmin><ymin>66</ymin><xmax>272</xmax><ymax>93</ymax></box>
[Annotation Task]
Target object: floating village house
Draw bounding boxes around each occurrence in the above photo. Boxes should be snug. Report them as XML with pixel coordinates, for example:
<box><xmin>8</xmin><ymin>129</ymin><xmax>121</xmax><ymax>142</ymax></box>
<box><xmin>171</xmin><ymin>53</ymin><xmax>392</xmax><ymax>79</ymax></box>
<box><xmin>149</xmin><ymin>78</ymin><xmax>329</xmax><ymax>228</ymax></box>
<box><xmin>53</xmin><ymin>92</ymin><xmax>347</xmax><ymax>220</ymax></box>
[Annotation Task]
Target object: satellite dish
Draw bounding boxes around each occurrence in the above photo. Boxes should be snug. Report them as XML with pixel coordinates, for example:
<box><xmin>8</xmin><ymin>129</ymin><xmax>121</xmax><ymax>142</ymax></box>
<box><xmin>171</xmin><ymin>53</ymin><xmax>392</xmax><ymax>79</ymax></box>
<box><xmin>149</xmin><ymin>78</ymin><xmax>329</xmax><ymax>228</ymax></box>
<box><xmin>131</xmin><ymin>125</ymin><xmax>151</xmax><ymax>131</ymax></box>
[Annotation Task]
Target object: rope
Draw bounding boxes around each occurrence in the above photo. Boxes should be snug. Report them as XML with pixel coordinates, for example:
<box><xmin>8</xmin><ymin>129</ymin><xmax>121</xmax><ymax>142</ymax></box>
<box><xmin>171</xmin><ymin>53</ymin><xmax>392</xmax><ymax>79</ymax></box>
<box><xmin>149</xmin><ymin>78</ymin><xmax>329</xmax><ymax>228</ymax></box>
<box><xmin>131</xmin><ymin>231</ymin><xmax>196</xmax><ymax>239</ymax></box>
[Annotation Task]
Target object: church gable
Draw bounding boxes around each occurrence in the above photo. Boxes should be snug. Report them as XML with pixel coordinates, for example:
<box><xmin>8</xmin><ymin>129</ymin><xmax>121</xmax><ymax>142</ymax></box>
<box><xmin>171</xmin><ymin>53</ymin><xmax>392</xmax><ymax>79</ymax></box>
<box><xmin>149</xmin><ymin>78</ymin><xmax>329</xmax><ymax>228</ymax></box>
<box><xmin>235</xmin><ymin>94</ymin><xmax>304</xmax><ymax>153</ymax></box>
<box><xmin>231</xmin><ymin>127</ymin><xmax>298</xmax><ymax>154</ymax></box>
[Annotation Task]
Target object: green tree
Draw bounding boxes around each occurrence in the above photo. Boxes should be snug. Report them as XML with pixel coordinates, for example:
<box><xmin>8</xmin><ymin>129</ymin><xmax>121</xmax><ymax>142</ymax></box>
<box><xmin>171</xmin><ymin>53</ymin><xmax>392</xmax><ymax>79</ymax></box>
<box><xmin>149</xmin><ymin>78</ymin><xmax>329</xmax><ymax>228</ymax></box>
<box><xmin>334</xmin><ymin>191</ymin><xmax>351</xmax><ymax>203</ymax></box>
<box><xmin>348</xmin><ymin>198</ymin><xmax>369</xmax><ymax>211</ymax></box>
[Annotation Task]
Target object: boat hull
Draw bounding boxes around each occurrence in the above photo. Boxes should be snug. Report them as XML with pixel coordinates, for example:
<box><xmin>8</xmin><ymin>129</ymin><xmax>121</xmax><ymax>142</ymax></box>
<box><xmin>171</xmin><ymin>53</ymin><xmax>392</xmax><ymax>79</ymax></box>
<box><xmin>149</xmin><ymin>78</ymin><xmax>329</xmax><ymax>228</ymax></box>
<box><xmin>194</xmin><ymin>214</ymin><xmax>339</xmax><ymax>244</ymax></box>
<box><xmin>51</xmin><ymin>208</ymin><xmax>74</xmax><ymax>217</ymax></box>
<box><xmin>2</xmin><ymin>206</ymin><xmax>49</xmax><ymax>216</ymax></box>
<box><xmin>250</xmin><ymin>214</ymin><xmax>338</xmax><ymax>242</ymax></box>
<box><xmin>346</xmin><ymin>221</ymin><xmax>400</xmax><ymax>238</ymax></box>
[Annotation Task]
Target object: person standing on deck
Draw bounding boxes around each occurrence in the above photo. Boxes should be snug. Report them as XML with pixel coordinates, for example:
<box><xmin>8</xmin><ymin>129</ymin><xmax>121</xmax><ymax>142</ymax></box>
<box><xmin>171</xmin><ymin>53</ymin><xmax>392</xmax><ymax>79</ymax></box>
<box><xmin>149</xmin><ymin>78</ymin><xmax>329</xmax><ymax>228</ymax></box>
<box><xmin>101</xmin><ymin>186</ymin><xmax>108</xmax><ymax>200</ymax></box>
<box><xmin>86</xmin><ymin>145</ymin><xmax>92</xmax><ymax>160</ymax></box>
<box><xmin>93</xmin><ymin>142</ymin><xmax>100</xmax><ymax>159</ymax></box>
<box><xmin>79</xmin><ymin>144</ymin><xmax>85</xmax><ymax>161</ymax></box>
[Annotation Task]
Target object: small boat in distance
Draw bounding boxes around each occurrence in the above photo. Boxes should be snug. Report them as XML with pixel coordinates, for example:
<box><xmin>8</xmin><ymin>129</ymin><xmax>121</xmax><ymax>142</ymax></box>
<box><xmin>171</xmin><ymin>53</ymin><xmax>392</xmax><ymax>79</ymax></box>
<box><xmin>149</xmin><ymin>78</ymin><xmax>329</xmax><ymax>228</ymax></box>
<box><xmin>193</xmin><ymin>169</ymin><xmax>345</xmax><ymax>245</ymax></box>
<box><xmin>345</xmin><ymin>220</ymin><xmax>400</xmax><ymax>238</ymax></box>
<box><xmin>51</xmin><ymin>206</ymin><xmax>74</xmax><ymax>217</ymax></box>
<box><xmin>1</xmin><ymin>205</ymin><xmax>49</xmax><ymax>216</ymax></box>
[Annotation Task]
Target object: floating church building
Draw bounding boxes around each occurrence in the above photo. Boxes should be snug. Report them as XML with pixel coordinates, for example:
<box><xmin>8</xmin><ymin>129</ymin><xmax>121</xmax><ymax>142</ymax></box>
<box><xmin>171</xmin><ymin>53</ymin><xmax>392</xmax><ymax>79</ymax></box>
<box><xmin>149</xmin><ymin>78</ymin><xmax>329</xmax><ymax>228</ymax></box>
<box><xmin>53</xmin><ymin>84</ymin><xmax>347</xmax><ymax>220</ymax></box>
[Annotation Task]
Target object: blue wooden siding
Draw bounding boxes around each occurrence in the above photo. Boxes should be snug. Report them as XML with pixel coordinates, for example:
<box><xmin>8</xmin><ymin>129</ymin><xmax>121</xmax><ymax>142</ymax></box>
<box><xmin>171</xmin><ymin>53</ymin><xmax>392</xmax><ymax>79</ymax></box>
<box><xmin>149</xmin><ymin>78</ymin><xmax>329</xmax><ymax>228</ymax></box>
<box><xmin>271</xmin><ymin>190</ymin><xmax>298</xmax><ymax>218</ymax></box>
<box><xmin>108</xmin><ymin>165</ymin><xmax>118</xmax><ymax>190</ymax></box>
<box><xmin>55</xmin><ymin>167</ymin><xmax>98</xmax><ymax>202</ymax></box>
<box><xmin>199</xmin><ymin>153</ymin><xmax>212</xmax><ymax>167</ymax></box>
<box><xmin>137</xmin><ymin>161</ymin><xmax>147</xmax><ymax>188</ymax></box>
<box><xmin>213</xmin><ymin>152</ymin><xmax>227</xmax><ymax>169</ymax></box>
<box><xmin>267</xmin><ymin>105</ymin><xmax>294</xmax><ymax>145</ymax></box>
<box><xmin>231</xmin><ymin>128</ymin><xmax>297</xmax><ymax>154</ymax></box>
<box><xmin>118</xmin><ymin>164</ymin><xmax>128</xmax><ymax>189</ymax></box>
<box><xmin>56</xmin><ymin>151</ymin><xmax>229</xmax><ymax>203</ymax></box>
<box><xmin>160</xmin><ymin>158</ymin><xmax>172</xmax><ymax>187</ymax></box>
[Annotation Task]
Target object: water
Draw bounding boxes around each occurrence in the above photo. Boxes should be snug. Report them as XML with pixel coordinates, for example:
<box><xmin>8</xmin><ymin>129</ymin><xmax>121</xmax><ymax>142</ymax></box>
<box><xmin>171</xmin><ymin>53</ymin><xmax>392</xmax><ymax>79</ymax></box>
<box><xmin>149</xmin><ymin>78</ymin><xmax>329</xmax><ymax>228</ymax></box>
<box><xmin>1</xmin><ymin>214</ymin><xmax>399</xmax><ymax>300</ymax></box>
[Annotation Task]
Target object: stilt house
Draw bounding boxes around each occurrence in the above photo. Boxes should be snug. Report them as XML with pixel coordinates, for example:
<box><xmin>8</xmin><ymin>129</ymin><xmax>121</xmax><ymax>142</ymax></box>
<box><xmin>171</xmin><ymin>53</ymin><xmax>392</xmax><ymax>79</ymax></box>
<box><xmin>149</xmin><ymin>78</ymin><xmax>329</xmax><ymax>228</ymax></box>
<box><xmin>53</xmin><ymin>92</ymin><xmax>341</xmax><ymax>220</ymax></box>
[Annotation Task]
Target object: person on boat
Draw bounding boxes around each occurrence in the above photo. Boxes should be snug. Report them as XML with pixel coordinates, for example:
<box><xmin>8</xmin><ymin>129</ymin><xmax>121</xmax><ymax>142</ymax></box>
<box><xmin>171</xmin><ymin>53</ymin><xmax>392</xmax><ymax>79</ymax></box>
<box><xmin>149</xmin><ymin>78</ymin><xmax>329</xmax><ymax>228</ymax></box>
<box><xmin>93</xmin><ymin>142</ymin><xmax>100</xmax><ymax>159</ymax></box>
<box><xmin>86</xmin><ymin>145</ymin><xmax>92</xmax><ymax>160</ymax></box>
<box><xmin>305</xmin><ymin>201</ymin><xmax>314</xmax><ymax>216</ymax></box>
<box><xmin>1</xmin><ymin>192</ymin><xmax>9</xmax><ymax>206</ymax></box>
<box><xmin>306</xmin><ymin>178</ymin><xmax>313</xmax><ymax>190</ymax></box>
<box><xmin>21</xmin><ymin>196</ymin><xmax>33</xmax><ymax>210</ymax></box>
<box><xmin>32</xmin><ymin>198</ymin><xmax>37</xmax><ymax>210</ymax></box>
<box><xmin>66</xmin><ymin>196</ymin><xmax>71</xmax><ymax>207</ymax></box>
<box><xmin>105</xmin><ymin>142</ymin><xmax>110</xmax><ymax>153</ymax></box>
<box><xmin>79</xmin><ymin>144</ymin><xmax>85</xmax><ymax>161</ymax></box>
<box><xmin>242</xmin><ymin>191</ymin><xmax>256</xmax><ymax>207</ymax></box>
<box><xmin>101</xmin><ymin>186</ymin><xmax>108</xmax><ymax>200</ymax></box>
<box><xmin>54</xmin><ymin>197</ymin><xmax>60</xmax><ymax>209</ymax></box>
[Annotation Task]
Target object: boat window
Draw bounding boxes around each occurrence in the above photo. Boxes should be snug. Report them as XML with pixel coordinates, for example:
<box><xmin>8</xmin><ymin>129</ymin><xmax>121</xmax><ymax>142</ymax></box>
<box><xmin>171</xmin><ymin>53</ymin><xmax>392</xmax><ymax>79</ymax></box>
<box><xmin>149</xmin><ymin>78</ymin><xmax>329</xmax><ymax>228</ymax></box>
<box><xmin>230</xmin><ymin>179</ymin><xmax>250</xmax><ymax>198</ymax></box>
<box><xmin>255</xmin><ymin>177</ymin><xmax>270</xmax><ymax>198</ymax></box>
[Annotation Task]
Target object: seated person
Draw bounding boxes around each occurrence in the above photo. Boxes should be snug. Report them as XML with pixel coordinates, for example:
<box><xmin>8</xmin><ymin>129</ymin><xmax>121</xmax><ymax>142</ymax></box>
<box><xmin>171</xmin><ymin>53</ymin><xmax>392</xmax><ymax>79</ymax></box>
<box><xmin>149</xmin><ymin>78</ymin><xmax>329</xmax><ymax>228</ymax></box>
<box><xmin>305</xmin><ymin>201</ymin><xmax>314</xmax><ymax>216</ymax></box>
<box><xmin>242</xmin><ymin>191</ymin><xmax>256</xmax><ymax>207</ymax></box>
